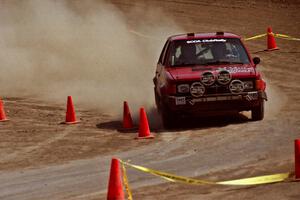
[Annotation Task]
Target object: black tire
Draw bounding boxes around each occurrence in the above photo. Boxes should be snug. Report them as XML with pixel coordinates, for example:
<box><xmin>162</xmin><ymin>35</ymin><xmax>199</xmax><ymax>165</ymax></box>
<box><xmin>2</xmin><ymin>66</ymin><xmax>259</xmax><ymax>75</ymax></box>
<box><xmin>161</xmin><ymin>106</ymin><xmax>177</xmax><ymax>129</ymax></box>
<box><xmin>251</xmin><ymin>100</ymin><xmax>264</xmax><ymax>121</ymax></box>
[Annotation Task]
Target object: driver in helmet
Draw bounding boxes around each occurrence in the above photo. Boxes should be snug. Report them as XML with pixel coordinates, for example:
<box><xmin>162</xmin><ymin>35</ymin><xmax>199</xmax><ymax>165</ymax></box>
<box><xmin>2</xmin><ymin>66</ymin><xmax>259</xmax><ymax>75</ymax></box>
<box><xmin>177</xmin><ymin>43</ymin><xmax>198</xmax><ymax>65</ymax></box>
<box><xmin>211</xmin><ymin>42</ymin><xmax>228</xmax><ymax>61</ymax></box>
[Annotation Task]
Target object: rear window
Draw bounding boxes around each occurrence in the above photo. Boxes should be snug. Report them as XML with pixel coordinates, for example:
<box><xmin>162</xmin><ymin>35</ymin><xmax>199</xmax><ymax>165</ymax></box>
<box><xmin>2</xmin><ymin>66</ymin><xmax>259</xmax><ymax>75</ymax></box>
<box><xmin>168</xmin><ymin>38</ymin><xmax>250</xmax><ymax>67</ymax></box>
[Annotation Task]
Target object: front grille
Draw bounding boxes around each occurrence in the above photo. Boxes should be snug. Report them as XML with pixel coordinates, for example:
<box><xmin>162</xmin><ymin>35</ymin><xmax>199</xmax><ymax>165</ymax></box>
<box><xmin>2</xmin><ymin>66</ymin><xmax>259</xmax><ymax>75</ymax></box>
<box><xmin>206</xmin><ymin>84</ymin><xmax>229</xmax><ymax>94</ymax></box>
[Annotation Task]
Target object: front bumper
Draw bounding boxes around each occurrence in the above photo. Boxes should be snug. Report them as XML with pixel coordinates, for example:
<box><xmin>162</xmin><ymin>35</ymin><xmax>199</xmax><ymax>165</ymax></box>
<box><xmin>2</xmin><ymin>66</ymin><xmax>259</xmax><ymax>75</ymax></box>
<box><xmin>163</xmin><ymin>91</ymin><xmax>267</xmax><ymax>115</ymax></box>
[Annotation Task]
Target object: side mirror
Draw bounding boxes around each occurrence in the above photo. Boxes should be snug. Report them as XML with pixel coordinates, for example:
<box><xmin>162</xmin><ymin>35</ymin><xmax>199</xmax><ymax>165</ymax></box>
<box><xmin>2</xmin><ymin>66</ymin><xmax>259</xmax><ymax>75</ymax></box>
<box><xmin>253</xmin><ymin>57</ymin><xmax>260</xmax><ymax>65</ymax></box>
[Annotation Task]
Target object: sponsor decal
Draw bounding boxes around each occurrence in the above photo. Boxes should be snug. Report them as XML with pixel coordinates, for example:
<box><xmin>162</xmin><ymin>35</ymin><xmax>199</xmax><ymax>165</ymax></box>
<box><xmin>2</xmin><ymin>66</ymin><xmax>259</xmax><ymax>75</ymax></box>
<box><xmin>245</xmin><ymin>92</ymin><xmax>259</xmax><ymax>101</ymax></box>
<box><xmin>222</xmin><ymin>67</ymin><xmax>252</xmax><ymax>74</ymax></box>
<box><xmin>188</xmin><ymin>95</ymin><xmax>243</xmax><ymax>105</ymax></box>
<box><xmin>187</xmin><ymin>39</ymin><xmax>226</xmax><ymax>44</ymax></box>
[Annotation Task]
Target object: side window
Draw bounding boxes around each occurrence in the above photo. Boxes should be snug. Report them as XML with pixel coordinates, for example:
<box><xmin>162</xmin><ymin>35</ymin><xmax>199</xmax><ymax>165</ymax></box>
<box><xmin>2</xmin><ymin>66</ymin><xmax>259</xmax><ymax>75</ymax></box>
<box><xmin>161</xmin><ymin>41</ymin><xmax>171</xmax><ymax>65</ymax></box>
<box><xmin>170</xmin><ymin>46</ymin><xmax>181</xmax><ymax>66</ymax></box>
<box><xmin>158</xmin><ymin>41</ymin><xmax>169</xmax><ymax>64</ymax></box>
<box><xmin>175</xmin><ymin>46</ymin><xmax>181</xmax><ymax>58</ymax></box>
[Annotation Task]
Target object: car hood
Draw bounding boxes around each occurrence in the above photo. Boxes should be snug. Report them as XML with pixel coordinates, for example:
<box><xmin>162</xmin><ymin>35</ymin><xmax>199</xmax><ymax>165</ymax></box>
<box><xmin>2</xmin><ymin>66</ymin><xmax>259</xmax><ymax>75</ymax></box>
<box><xmin>167</xmin><ymin>64</ymin><xmax>256</xmax><ymax>81</ymax></box>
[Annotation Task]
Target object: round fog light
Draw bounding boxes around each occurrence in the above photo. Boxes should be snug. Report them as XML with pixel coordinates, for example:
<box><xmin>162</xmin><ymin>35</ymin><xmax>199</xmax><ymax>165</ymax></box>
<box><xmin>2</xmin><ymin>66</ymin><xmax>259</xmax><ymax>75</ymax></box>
<box><xmin>229</xmin><ymin>80</ymin><xmax>245</xmax><ymax>94</ymax></box>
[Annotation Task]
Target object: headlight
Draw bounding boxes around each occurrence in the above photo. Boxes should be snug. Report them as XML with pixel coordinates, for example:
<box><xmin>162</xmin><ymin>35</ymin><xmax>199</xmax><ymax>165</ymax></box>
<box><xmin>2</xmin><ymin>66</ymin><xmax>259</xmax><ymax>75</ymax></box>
<box><xmin>243</xmin><ymin>81</ymin><xmax>254</xmax><ymax>89</ymax></box>
<box><xmin>177</xmin><ymin>84</ymin><xmax>190</xmax><ymax>93</ymax></box>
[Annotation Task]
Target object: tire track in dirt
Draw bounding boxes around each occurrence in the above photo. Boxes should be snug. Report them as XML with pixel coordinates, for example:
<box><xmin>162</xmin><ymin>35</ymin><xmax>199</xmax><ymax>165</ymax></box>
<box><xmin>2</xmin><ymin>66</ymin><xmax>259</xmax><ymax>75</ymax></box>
<box><xmin>0</xmin><ymin>127</ymin><xmax>72</xmax><ymax>163</ymax></box>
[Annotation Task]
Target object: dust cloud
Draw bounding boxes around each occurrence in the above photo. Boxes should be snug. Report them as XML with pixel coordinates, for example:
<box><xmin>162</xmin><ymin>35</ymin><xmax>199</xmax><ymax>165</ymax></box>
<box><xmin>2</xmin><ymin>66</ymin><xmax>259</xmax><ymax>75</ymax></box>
<box><xmin>264</xmin><ymin>81</ymin><xmax>287</xmax><ymax>119</ymax></box>
<box><xmin>0</xmin><ymin>0</ymin><xmax>284</xmax><ymax>123</ymax></box>
<box><xmin>0</xmin><ymin>0</ymin><xmax>183</xmax><ymax>116</ymax></box>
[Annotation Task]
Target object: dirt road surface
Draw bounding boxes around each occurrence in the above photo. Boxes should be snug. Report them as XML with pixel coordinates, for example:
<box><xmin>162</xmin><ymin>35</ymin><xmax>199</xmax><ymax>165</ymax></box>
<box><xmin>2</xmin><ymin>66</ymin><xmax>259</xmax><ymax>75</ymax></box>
<box><xmin>0</xmin><ymin>0</ymin><xmax>300</xmax><ymax>199</ymax></box>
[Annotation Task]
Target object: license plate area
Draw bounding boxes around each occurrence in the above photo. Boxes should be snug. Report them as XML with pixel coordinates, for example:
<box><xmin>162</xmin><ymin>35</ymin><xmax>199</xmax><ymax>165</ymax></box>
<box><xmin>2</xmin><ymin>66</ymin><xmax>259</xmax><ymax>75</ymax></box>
<box><xmin>175</xmin><ymin>97</ymin><xmax>186</xmax><ymax>105</ymax></box>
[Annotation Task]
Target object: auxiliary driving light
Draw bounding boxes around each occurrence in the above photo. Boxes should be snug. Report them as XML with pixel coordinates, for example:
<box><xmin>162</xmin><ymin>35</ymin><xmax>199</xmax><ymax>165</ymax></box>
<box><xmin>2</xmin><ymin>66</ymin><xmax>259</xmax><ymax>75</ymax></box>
<box><xmin>201</xmin><ymin>71</ymin><xmax>215</xmax><ymax>86</ymax></box>
<box><xmin>190</xmin><ymin>82</ymin><xmax>205</xmax><ymax>97</ymax></box>
<box><xmin>229</xmin><ymin>80</ymin><xmax>245</xmax><ymax>94</ymax></box>
<box><xmin>217</xmin><ymin>70</ymin><xmax>231</xmax><ymax>85</ymax></box>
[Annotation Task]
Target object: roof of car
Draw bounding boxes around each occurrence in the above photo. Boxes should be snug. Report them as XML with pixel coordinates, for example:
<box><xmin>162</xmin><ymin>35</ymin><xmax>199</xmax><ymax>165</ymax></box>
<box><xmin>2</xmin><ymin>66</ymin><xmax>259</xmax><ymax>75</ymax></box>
<box><xmin>169</xmin><ymin>32</ymin><xmax>241</xmax><ymax>41</ymax></box>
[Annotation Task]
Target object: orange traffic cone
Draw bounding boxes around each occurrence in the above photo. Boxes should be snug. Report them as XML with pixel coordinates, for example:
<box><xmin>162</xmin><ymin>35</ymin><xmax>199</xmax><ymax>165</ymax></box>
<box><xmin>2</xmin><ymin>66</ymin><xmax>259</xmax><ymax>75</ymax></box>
<box><xmin>266</xmin><ymin>27</ymin><xmax>279</xmax><ymax>51</ymax></box>
<box><xmin>123</xmin><ymin>101</ymin><xmax>134</xmax><ymax>129</ymax></box>
<box><xmin>0</xmin><ymin>98</ymin><xmax>9</xmax><ymax>122</ymax></box>
<box><xmin>64</xmin><ymin>96</ymin><xmax>79</xmax><ymax>124</ymax></box>
<box><xmin>118</xmin><ymin>101</ymin><xmax>137</xmax><ymax>132</ymax></box>
<box><xmin>136</xmin><ymin>107</ymin><xmax>154</xmax><ymax>139</ymax></box>
<box><xmin>107</xmin><ymin>158</ymin><xmax>125</xmax><ymax>200</ymax></box>
<box><xmin>295</xmin><ymin>139</ymin><xmax>300</xmax><ymax>179</ymax></box>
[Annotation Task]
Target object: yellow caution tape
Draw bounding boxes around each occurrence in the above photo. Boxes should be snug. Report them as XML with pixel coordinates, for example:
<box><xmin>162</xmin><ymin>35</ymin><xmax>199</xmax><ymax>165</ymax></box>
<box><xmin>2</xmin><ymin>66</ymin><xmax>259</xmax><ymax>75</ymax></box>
<box><xmin>130</xmin><ymin>29</ymin><xmax>300</xmax><ymax>42</ymax></box>
<box><xmin>120</xmin><ymin>160</ymin><xmax>213</xmax><ymax>185</ymax></box>
<box><xmin>244</xmin><ymin>33</ymin><xmax>267</xmax><ymax>41</ymax></box>
<box><xmin>217</xmin><ymin>173</ymin><xmax>290</xmax><ymax>185</ymax></box>
<box><xmin>274</xmin><ymin>33</ymin><xmax>300</xmax><ymax>41</ymax></box>
<box><xmin>120</xmin><ymin>159</ymin><xmax>290</xmax><ymax>186</ymax></box>
<box><xmin>121</xmin><ymin>162</ymin><xmax>133</xmax><ymax>200</ymax></box>
<box><xmin>244</xmin><ymin>32</ymin><xmax>300</xmax><ymax>41</ymax></box>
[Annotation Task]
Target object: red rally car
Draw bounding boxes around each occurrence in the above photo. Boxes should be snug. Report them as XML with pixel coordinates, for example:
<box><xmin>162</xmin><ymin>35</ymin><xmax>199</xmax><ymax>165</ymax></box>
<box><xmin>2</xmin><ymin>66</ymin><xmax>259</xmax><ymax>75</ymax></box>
<box><xmin>153</xmin><ymin>32</ymin><xmax>267</xmax><ymax>128</ymax></box>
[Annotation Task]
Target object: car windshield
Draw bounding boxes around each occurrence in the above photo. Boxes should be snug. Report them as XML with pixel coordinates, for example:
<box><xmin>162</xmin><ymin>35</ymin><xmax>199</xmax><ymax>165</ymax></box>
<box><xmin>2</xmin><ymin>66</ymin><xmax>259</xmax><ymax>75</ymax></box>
<box><xmin>168</xmin><ymin>38</ymin><xmax>250</xmax><ymax>67</ymax></box>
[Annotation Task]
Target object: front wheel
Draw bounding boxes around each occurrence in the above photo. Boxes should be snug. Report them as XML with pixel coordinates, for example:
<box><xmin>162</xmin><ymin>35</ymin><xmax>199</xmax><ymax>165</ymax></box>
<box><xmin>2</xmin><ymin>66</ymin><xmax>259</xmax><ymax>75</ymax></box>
<box><xmin>161</xmin><ymin>107</ymin><xmax>178</xmax><ymax>129</ymax></box>
<box><xmin>251</xmin><ymin>100</ymin><xmax>264</xmax><ymax>121</ymax></box>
